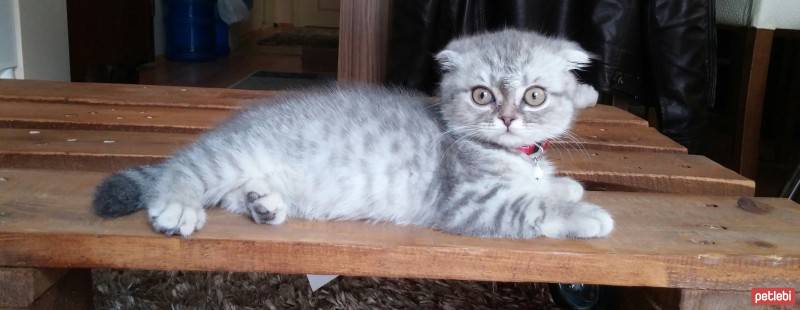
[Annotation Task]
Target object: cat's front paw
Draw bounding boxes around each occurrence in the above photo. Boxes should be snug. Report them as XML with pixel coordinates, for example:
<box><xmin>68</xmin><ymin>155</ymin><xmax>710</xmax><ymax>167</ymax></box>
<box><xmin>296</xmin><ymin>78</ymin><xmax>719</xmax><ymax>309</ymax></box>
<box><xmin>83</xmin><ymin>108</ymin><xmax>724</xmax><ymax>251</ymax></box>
<box><xmin>148</xmin><ymin>202</ymin><xmax>207</xmax><ymax>237</ymax></box>
<box><xmin>540</xmin><ymin>202</ymin><xmax>613</xmax><ymax>239</ymax></box>
<box><xmin>246</xmin><ymin>191</ymin><xmax>288</xmax><ymax>225</ymax></box>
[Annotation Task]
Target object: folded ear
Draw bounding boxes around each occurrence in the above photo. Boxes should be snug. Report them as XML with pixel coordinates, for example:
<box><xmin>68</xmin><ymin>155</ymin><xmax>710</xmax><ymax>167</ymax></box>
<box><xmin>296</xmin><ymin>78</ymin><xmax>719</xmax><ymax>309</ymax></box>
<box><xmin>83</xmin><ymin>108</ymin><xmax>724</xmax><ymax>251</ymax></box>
<box><xmin>434</xmin><ymin>50</ymin><xmax>463</xmax><ymax>72</ymax></box>
<box><xmin>559</xmin><ymin>42</ymin><xmax>593</xmax><ymax>71</ymax></box>
<box><xmin>559</xmin><ymin>41</ymin><xmax>595</xmax><ymax>108</ymax></box>
<box><xmin>572</xmin><ymin>83</ymin><xmax>598</xmax><ymax>109</ymax></box>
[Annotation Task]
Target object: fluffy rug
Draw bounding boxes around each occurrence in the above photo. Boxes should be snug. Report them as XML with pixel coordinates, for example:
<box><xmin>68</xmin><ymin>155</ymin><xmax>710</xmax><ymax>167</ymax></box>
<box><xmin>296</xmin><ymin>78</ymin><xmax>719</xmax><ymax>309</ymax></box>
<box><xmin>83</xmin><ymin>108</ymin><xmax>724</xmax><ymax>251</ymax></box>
<box><xmin>93</xmin><ymin>269</ymin><xmax>560</xmax><ymax>309</ymax></box>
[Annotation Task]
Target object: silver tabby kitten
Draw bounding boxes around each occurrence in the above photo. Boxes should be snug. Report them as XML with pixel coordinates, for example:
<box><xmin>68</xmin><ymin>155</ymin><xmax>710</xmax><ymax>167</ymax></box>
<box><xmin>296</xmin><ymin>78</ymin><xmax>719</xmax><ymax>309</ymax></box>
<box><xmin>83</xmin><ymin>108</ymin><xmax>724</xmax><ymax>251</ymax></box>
<box><xmin>94</xmin><ymin>29</ymin><xmax>614</xmax><ymax>239</ymax></box>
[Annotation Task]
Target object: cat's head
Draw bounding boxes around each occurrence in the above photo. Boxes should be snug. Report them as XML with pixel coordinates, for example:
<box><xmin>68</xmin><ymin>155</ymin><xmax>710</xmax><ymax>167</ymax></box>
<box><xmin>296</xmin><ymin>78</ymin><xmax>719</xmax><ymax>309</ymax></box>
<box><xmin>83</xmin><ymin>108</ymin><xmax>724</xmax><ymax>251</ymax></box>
<box><xmin>435</xmin><ymin>29</ymin><xmax>598</xmax><ymax>148</ymax></box>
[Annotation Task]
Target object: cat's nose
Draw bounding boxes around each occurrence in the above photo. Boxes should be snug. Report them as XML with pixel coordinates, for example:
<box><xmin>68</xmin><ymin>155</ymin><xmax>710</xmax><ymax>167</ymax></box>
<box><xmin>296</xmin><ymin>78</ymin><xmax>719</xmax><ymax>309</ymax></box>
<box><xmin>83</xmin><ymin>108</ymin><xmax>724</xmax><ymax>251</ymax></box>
<box><xmin>500</xmin><ymin>115</ymin><xmax>517</xmax><ymax>127</ymax></box>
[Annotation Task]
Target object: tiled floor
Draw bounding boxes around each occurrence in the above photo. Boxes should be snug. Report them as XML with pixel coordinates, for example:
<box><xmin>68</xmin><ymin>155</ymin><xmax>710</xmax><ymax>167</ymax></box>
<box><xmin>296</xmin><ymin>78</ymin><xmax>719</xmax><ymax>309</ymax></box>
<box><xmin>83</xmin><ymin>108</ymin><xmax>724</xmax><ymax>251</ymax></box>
<box><xmin>139</xmin><ymin>28</ymin><xmax>337</xmax><ymax>88</ymax></box>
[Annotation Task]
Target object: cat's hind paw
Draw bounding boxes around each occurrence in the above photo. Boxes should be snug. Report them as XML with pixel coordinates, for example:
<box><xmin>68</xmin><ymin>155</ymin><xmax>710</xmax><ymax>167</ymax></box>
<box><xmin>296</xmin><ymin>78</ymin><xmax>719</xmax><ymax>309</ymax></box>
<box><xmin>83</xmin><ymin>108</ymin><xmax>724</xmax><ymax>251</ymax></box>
<box><xmin>540</xmin><ymin>202</ymin><xmax>614</xmax><ymax>239</ymax></box>
<box><xmin>246</xmin><ymin>191</ymin><xmax>288</xmax><ymax>225</ymax></box>
<box><xmin>148</xmin><ymin>202</ymin><xmax>207</xmax><ymax>237</ymax></box>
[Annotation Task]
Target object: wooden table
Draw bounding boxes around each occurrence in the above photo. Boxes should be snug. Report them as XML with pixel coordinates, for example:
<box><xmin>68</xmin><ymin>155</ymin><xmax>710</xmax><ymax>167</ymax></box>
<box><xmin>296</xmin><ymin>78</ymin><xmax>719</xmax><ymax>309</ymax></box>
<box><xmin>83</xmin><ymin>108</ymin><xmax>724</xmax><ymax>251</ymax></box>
<box><xmin>0</xmin><ymin>80</ymin><xmax>797</xmax><ymax>309</ymax></box>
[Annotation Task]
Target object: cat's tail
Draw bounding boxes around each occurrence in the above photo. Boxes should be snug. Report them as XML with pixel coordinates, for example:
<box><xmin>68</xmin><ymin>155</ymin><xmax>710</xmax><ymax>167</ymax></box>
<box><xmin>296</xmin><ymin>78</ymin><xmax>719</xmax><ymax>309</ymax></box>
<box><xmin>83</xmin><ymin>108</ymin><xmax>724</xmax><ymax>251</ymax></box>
<box><xmin>92</xmin><ymin>165</ymin><xmax>162</xmax><ymax>218</ymax></box>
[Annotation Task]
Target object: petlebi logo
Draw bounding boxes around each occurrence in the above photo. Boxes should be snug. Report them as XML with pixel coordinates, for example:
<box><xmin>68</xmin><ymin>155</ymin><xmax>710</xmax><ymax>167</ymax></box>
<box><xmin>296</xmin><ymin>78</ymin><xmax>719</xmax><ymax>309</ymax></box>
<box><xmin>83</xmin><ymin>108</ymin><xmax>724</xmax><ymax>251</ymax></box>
<box><xmin>751</xmin><ymin>288</ymin><xmax>795</xmax><ymax>305</ymax></box>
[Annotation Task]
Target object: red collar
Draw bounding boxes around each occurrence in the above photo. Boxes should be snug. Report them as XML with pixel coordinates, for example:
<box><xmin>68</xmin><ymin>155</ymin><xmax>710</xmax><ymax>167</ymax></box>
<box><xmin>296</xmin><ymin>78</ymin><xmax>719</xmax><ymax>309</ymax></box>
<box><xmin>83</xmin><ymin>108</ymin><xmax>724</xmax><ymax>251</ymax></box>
<box><xmin>517</xmin><ymin>141</ymin><xmax>550</xmax><ymax>156</ymax></box>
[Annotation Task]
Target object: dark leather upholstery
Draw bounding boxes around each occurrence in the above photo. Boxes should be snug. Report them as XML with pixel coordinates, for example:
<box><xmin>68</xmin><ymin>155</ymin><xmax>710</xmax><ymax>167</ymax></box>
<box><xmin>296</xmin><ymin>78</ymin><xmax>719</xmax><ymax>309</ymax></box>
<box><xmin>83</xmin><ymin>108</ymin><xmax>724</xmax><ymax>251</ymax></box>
<box><xmin>387</xmin><ymin>0</ymin><xmax>717</xmax><ymax>152</ymax></box>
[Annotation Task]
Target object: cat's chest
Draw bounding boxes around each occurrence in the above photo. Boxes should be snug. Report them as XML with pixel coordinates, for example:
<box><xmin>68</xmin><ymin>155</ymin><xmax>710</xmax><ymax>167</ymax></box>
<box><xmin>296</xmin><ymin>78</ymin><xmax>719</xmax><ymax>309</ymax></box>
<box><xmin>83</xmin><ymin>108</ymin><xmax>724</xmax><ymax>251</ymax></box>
<box><xmin>512</xmin><ymin>155</ymin><xmax>548</xmax><ymax>179</ymax></box>
<box><xmin>487</xmin><ymin>152</ymin><xmax>551</xmax><ymax>181</ymax></box>
<box><xmin>495</xmin><ymin>154</ymin><xmax>556</xmax><ymax>197</ymax></box>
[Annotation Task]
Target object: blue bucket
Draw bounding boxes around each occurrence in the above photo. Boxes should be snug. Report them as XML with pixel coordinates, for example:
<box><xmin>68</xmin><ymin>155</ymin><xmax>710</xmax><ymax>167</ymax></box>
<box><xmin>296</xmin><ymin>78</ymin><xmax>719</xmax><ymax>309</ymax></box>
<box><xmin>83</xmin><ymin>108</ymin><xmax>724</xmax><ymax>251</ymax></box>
<box><xmin>165</xmin><ymin>0</ymin><xmax>217</xmax><ymax>62</ymax></box>
<box><xmin>214</xmin><ymin>14</ymin><xmax>230</xmax><ymax>57</ymax></box>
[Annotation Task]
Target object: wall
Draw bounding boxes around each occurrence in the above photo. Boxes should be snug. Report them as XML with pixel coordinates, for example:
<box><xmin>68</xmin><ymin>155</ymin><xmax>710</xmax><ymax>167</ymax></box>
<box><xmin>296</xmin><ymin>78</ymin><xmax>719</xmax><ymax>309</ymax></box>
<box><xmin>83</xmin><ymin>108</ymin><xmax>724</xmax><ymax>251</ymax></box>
<box><xmin>249</xmin><ymin>0</ymin><xmax>275</xmax><ymax>29</ymax></box>
<box><xmin>16</xmin><ymin>0</ymin><xmax>71</xmax><ymax>81</ymax></box>
<box><xmin>274</xmin><ymin>0</ymin><xmax>339</xmax><ymax>28</ymax></box>
<box><xmin>0</xmin><ymin>0</ymin><xmax>20</xmax><ymax>78</ymax></box>
<box><xmin>716</xmin><ymin>0</ymin><xmax>800</xmax><ymax>30</ymax></box>
<box><xmin>292</xmin><ymin>0</ymin><xmax>339</xmax><ymax>28</ymax></box>
<box><xmin>751</xmin><ymin>0</ymin><xmax>800</xmax><ymax>30</ymax></box>
<box><xmin>229</xmin><ymin>0</ymin><xmax>274</xmax><ymax>49</ymax></box>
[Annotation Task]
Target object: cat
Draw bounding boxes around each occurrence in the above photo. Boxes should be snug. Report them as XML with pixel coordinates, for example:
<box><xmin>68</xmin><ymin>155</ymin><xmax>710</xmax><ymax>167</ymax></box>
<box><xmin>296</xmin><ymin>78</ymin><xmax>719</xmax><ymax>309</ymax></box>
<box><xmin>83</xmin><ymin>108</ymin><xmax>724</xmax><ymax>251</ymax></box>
<box><xmin>93</xmin><ymin>29</ymin><xmax>614</xmax><ymax>239</ymax></box>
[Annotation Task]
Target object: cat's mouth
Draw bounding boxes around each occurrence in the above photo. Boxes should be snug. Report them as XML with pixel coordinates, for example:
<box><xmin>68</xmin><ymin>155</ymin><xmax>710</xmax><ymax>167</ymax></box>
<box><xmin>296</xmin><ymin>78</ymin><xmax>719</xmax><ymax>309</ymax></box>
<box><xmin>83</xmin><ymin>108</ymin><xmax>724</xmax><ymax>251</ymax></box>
<box><xmin>493</xmin><ymin>131</ymin><xmax>530</xmax><ymax>147</ymax></box>
<box><xmin>491</xmin><ymin>128</ymin><xmax>552</xmax><ymax>149</ymax></box>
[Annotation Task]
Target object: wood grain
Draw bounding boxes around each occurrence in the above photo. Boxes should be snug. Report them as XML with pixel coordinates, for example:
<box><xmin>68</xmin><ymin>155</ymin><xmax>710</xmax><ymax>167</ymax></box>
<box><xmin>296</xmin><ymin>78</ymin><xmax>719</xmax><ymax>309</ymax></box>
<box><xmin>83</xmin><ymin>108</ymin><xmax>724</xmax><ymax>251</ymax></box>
<box><xmin>0</xmin><ymin>169</ymin><xmax>797</xmax><ymax>291</ymax></box>
<box><xmin>0</xmin><ymin>80</ymin><xmax>647</xmax><ymax>127</ymax></box>
<box><xmin>0</xmin><ymin>79</ymin><xmax>272</xmax><ymax>109</ymax></box>
<box><xmin>569</xmin><ymin>124</ymin><xmax>686</xmax><ymax>153</ymax></box>
<box><xmin>0</xmin><ymin>128</ymin><xmax>748</xmax><ymax>195</ymax></box>
<box><xmin>337</xmin><ymin>0</ymin><xmax>392</xmax><ymax>82</ymax></box>
<box><xmin>0</xmin><ymin>270</ymin><xmax>94</xmax><ymax>310</ymax></box>
<box><xmin>735</xmin><ymin>29</ymin><xmax>774</xmax><ymax>179</ymax></box>
<box><xmin>0</xmin><ymin>105</ymin><xmax>679</xmax><ymax>156</ymax></box>
<box><xmin>550</xmin><ymin>150</ymin><xmax>753</xmax><ymax>195</ymax></box>
<box><xmin>0</xmin><ymin>128</ymin><xmax>189</xmax><ymax>171</ymax></box>
<box><xmin>679</xmin><ymin>289</ymin><xmax>800</xmax><ymax>310</ymax></box>
<box><xmin>578</xmin><ymin>104</ymin><xmax>649</xmax><ymax>127</ymax></box>
<box><xmin>0</xmin><ymin>268</ymin><xmax>66</xmax><ymax>308</ymax></box>
<box><xmin>0</xmin><ymin>99</ymin><xmax>643</xmax><ymax>130</ymax></box>
<box><xmin>0</xmin><ymin>100</ymin><xmax>228</xmax><ymax>133</ymax></box>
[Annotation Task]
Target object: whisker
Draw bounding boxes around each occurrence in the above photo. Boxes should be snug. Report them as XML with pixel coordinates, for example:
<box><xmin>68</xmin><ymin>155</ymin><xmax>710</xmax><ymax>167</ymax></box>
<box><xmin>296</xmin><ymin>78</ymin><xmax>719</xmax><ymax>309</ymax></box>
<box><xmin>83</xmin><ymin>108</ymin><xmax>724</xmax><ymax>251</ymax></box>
<box><xmin>441</xmin><ymin>130</ymin><xmax>483</xmax><ymax>161</ymax></box>
<box><xmin>560</xmin><ymin>131</ymin><xmax>591</xmax><ymax>160</ymax></box>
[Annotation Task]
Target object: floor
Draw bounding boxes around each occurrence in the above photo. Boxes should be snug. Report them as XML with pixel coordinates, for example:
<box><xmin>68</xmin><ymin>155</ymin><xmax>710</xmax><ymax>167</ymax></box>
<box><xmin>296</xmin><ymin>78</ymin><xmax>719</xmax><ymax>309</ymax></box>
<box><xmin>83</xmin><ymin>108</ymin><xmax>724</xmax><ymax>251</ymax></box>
<box><xmin>139</xmin><ymin>28</ymin><xmax>337</xmax><ymax>88</ymax></box>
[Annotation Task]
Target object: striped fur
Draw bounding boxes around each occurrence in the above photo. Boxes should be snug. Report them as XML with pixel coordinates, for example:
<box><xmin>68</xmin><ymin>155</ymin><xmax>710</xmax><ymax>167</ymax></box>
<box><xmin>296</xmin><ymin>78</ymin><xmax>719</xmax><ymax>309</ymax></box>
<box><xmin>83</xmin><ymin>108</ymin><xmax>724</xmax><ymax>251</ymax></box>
<box><xmin>93</xmin><ymin>29</ymin><xmax>613</xmax><ymax>239</ymax></box>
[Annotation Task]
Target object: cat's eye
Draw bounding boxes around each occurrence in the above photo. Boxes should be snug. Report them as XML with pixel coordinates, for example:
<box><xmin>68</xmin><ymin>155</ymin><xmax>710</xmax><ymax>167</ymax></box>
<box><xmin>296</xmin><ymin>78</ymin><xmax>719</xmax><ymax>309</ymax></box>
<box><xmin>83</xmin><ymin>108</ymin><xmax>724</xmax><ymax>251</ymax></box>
<box><xmin>471</xmin><ymin>87</ymin><xmax>494</xmax><ymax>105</ymax></box>
<box><xmin>523</xmin><ymin>86</ymin><xmax>547</xmax><ymax>107</ymax></box>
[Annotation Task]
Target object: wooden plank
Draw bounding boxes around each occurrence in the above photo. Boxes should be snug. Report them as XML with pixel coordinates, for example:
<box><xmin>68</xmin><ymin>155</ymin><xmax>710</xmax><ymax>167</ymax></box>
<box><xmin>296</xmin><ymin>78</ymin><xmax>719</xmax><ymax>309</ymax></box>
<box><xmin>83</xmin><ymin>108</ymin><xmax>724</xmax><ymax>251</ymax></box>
<box><xmin>0</xmin><ymin>128</ymin><xmax>188</xmax><ymax>171</ymax></box>
<box><xmin>0</xmin><ymin>270</ymin><xmax>94</xmax><ymax>310</ymax></box>
<box><xmin>0</xmin><ymin>80</ymin><xmax>648</xmax><ymax>127</ymax></box>
<box><xmin>0</xmin><ymin>99</ymin><xmax>643</xmax><ymax>131</ymax></box>
<box><xmin>735</xmin><ymin>29</ymin><xmax>774</xmax><ymax>179</ymax></box>
<box><xmin>679</xmin><ymin>288</ymin><xmax>800</xmax><ymax>310</ymax></box>
<box><xmin>0</xmin><ymin>168</ymin><xmax>798</xmax><ymax>290</ymax></box>
<box><xmin>337</xmin><ymin>0</ymin><xmax>392</xmax><ymax>82</ymax></box>
<box><xmin>0</xmin><ymin>79</ymin><xmax>272</xmax><ymax>109</ymax></box>
<box><xmin>0</xmin><ymin>102</ymin><xmax>679</xmax><ymax>154</ymax></box>
<box><xmin>0</xmin><ymin>128</ymin><xmax>743</xmax><ymax>194</ymax></box>
<box><xmin>569</xmin><ymin>124</ymin><xmax>686</xmax><ymax>153</ymax></box>
<box><xmin>0</xmin><ymin>100</ymin><xmax>227</xmax><ymax>133</ymax></box>
<box><xmin>550</xmin><ymin>150</ymin><xmax>753</xmax><ymax>195</ymax></box>
<box><xmin>0</xmin><ymin>268</ymin><xmax>67</xmax><ymax>308</ymax></box>
<box><xmin>680</xmin><ymin>289</ymin><xmax>747</xmax><ymax>310</ymax></box>
<box><xmin>579</xmin><ymin>104</ymin><xmax>649</xmax><ymax>127</ymax></box>
<box><xmin>0</xmin><ymin>128</ymin><xmax>191</xmax><ymax>159</ymax></box>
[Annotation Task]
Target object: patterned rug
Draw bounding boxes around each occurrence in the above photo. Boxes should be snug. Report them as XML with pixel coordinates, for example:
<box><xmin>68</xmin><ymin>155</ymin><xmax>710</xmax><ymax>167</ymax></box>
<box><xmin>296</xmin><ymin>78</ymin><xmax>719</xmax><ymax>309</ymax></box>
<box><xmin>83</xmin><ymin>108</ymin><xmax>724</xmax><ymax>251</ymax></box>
<box><xmin>93</xmin><ymin>269</ymin><xmax>560</xmax><ymax>309</ymax></box>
